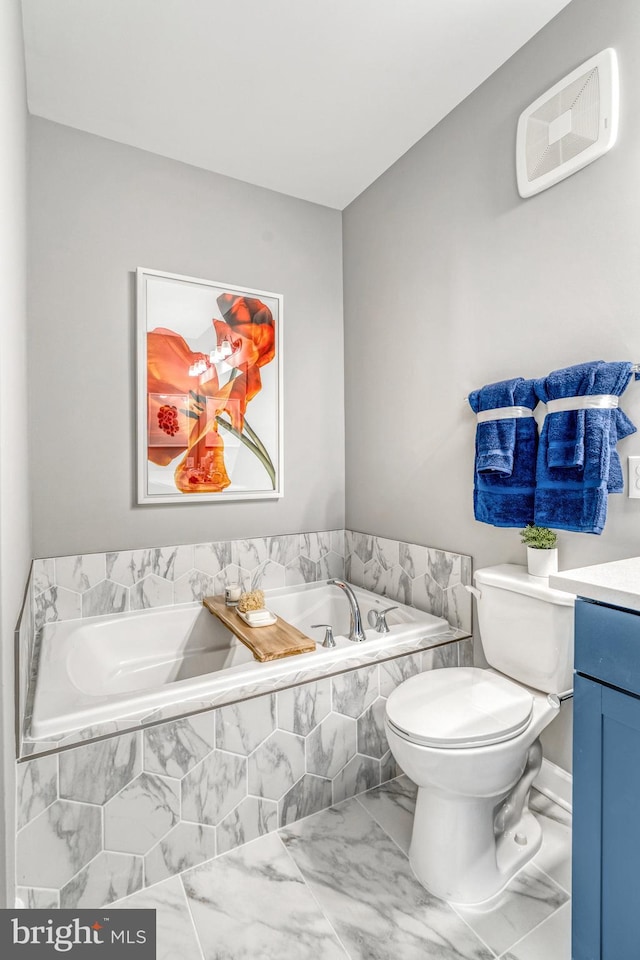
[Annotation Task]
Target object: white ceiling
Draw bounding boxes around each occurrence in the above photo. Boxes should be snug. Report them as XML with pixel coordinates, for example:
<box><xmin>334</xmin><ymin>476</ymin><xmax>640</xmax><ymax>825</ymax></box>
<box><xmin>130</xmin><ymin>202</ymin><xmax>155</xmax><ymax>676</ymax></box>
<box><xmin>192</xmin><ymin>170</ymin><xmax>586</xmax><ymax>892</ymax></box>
<box><xmin>21</xmin><ymin>0</ymin><xmax>572</xmax><ymax>209</ymax></box>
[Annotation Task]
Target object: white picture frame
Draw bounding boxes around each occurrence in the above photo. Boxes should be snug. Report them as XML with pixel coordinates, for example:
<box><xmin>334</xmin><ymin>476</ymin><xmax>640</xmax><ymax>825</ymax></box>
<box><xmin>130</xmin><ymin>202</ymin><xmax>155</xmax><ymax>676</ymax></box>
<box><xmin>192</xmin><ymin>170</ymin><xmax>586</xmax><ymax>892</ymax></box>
<box><xmin>137</xmin><ymin>267</ymin><xmax>283</xmax><ymax>504</ymax></box>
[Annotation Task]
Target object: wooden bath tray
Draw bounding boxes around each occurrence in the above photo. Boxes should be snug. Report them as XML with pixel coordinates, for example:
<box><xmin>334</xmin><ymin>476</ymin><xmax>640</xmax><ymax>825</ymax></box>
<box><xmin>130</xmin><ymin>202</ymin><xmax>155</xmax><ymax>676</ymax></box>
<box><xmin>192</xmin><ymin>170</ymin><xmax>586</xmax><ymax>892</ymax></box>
<box><xmin>202</xmin><ymin>595</ymin><xmax>316</xmax><ymax>662</ymax></box>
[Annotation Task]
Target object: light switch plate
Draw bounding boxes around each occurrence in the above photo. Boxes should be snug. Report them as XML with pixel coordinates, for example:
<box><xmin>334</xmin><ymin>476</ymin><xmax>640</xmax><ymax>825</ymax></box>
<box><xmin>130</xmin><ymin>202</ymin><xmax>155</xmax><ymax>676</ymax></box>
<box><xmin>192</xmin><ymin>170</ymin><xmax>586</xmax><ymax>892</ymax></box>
<box><xmin>628</xmin><ymin>457</ymin><xmax>640</xmax><ymax>498</ymax></box>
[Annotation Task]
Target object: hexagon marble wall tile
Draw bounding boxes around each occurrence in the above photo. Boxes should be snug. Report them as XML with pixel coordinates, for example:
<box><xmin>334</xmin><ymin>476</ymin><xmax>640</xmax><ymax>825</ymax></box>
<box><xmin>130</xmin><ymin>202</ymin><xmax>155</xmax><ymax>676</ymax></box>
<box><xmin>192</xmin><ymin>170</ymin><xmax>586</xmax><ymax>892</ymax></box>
<box><xmin>345</xmin><ymin>531</ymin><xmax>472</xmax><ymax>634</ymax></box>
<box><xmin>30</xmin><ymin>530</ymin><xmax>347</xmax><ymax>634</ymax></box>
<box><xmin>28</xmin><ymin>530</ymin><xmax>471</xmax><ymax>635</ymax></box>
<box><xmin>16</xmin><ymin>639</ymin><xmax>469</xmax><ymax>907</ymax></box>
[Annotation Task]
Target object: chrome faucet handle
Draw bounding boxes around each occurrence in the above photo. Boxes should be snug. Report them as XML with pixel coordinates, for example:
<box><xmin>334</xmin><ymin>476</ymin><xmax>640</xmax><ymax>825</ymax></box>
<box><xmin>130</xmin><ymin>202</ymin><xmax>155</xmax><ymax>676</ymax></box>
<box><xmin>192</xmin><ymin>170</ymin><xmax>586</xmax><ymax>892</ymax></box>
<box><xmin>311</xmin><ymin>623</ymin><xmax>336</xmax><ymax>649</ymax></box>
<box><xmin>367</xmin><ymin>606</ymin><xmax>398</xmax><ymax>634</ymax></box>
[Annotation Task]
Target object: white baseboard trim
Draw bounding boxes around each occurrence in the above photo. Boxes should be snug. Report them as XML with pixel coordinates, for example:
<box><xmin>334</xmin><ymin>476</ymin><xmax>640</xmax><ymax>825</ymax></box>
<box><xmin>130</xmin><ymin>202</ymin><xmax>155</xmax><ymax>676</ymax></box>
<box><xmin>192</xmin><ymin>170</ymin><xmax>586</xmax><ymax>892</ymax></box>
<box><xmin>533</xmin><ymin>758</ymin><xmax>572</xmax><ymax>812</ymax></box>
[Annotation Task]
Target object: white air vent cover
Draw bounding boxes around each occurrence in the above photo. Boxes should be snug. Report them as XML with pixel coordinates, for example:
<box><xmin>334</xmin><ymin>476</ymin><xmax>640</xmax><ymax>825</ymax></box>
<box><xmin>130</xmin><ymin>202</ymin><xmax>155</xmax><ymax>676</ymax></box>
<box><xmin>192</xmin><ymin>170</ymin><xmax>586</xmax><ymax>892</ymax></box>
<box><xmin>516</xmin><ymin>49</ymin><xmax>619</xmax><ymax>198</ymax></box>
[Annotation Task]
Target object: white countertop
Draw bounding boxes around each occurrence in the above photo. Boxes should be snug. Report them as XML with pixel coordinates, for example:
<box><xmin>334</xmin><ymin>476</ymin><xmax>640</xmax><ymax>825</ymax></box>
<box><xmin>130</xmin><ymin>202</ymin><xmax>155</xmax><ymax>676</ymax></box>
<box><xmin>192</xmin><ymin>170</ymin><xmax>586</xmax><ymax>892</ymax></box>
<box><xmin>550</xmin><ymin>557</ymin><xmax>640</xmax><ymax>612</ymax></box>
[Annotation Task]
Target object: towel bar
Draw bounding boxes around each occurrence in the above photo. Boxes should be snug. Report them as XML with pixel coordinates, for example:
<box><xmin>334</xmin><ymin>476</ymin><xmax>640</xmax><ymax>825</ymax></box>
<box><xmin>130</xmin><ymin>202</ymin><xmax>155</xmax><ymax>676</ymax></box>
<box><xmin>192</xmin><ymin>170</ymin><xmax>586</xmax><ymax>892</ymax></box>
<box><xmin>464</xmin><ymin>363</ymin><xmax>640</xmax><ymax>403</ymax></box>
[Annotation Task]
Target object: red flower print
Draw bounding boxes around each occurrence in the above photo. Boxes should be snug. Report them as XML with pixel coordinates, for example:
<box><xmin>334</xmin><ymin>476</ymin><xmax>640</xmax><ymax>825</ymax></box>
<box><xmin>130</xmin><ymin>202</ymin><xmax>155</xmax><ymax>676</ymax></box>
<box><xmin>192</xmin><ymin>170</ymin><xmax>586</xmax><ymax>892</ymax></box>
<box><xmin>146</xmin><ymin>295</ymin><xmax>276</xmax><ymax>494</ymax></box>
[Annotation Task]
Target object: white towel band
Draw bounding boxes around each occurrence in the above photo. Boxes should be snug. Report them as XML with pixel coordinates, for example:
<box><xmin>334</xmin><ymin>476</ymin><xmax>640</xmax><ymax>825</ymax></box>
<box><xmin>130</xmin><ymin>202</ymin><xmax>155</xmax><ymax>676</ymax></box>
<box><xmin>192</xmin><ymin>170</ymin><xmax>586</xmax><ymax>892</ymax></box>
<box><xmin>546</xmin><ymin>394</ymin><xmax>619</xmax><ymax>414</ymax></box>
<box><xmin>476</xmin><ymin>406</ymin><xmax>534</xmax><ymax>423</ymax></box>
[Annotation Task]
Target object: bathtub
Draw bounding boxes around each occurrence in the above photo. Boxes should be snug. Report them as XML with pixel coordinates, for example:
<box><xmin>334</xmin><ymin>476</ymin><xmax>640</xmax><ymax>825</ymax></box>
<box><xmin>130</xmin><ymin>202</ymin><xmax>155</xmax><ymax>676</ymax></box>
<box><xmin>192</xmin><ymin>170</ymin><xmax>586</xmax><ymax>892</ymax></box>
<box><xmin>28</xmin><ymin>581</ymin><xmax>461</xmax><ymax>743</ymax></box>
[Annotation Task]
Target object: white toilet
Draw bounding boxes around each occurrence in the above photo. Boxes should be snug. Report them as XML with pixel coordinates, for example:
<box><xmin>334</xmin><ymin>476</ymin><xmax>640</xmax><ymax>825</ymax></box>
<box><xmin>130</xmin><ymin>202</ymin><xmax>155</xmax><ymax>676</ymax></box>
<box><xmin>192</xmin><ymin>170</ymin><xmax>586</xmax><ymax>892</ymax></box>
<box><xmin>384</xmin><ymin>564</ymin><xmax>574</xmax><ymax>905</ymax></box>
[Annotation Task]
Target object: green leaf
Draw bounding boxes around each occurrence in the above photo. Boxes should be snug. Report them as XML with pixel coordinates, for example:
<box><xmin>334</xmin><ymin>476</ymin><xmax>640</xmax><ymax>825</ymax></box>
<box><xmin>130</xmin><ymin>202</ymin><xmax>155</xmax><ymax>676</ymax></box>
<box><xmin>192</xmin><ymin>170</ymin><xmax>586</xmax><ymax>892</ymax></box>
<box><xmin>215</xmin><ymin>415</ymin><xmax>276</xmax><ymax>488</ymax></box>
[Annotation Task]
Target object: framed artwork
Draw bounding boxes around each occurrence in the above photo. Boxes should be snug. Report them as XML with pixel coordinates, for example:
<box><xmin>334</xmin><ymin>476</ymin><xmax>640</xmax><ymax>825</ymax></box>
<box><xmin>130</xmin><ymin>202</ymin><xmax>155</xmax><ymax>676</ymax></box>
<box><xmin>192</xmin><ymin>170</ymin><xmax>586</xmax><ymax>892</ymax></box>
<box><xmin>137</xmin><ymin>268</ymin><xmax>283</xmax><ymax>503</ymax></box>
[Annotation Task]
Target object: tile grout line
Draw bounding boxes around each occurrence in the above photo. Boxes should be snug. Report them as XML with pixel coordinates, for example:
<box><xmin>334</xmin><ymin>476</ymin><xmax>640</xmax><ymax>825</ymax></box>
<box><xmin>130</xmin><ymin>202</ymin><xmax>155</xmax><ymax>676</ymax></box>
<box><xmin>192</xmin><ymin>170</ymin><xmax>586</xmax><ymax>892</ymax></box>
<box><xmin>352</xmin><ymin>793</ymin><xmax>411</xmax><ymax>860</ymax></box>
<box><xmin>177</xmin><ymin>873</ymin><xmax>207</xmax><ymax>960</ymax></box>
<box><xmin>528</xmin><ymin>858</ymin><xmax>572</xmax><ymax>897</ymax></box>
<box><xmin>53</xmin><ymin>847</ymin><xmax>101</xmax><ymax>906</ymax></box>
<box><xmin>446</xmin><ymin>902</ymin><xmax>500</xmax><ymax>959</ymax></box>
<box><xmin>495</xmin><ymin>900</ymin><xmax>572</xmax><ymax>959</ymax></box>
<box><xmin>273</xmin><ymin>830</ymin><xmax>353</xmax><ymax>959</ymax></box>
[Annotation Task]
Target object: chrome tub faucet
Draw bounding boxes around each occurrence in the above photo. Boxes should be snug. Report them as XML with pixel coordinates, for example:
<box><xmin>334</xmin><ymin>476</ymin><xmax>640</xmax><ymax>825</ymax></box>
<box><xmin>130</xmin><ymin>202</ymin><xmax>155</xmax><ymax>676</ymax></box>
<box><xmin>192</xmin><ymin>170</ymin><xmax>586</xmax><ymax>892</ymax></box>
<box><xmin>328</xmin><ymin>579</ymin><xmax>366</xmax><ymax>642</ymax></box>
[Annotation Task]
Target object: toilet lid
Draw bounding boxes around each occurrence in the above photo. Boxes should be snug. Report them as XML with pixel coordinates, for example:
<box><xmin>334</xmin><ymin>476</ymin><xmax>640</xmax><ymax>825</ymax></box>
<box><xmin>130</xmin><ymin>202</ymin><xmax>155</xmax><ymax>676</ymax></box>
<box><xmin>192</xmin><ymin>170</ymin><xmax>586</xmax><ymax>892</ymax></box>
<box><xmin>385</xmin><ymin>667</ymin><xmax>534</xmax><ymax>748</ymax></box>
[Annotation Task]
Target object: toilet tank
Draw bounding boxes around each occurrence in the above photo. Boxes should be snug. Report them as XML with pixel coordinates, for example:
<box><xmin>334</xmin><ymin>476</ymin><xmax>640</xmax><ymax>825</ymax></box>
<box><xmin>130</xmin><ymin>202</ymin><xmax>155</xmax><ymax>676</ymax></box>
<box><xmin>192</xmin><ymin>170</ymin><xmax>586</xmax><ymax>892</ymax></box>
<box><xmin>474</xmin><ymin>564</ymin><xmax>575</xmax><ymax>694</ymax></box>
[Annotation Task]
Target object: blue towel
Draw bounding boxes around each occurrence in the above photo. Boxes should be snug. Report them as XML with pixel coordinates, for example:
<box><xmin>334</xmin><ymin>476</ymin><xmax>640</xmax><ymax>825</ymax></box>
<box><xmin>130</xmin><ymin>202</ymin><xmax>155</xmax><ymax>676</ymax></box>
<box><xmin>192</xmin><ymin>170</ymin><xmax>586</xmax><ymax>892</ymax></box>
<box><xmin>534</xmin><ymin>361</ymin><xmax>636</xmax><ymax>534</ymax></box>
<box><xmin>468</xmin><ymin>378</ymin><xmax>538</xmax><ymax>527</ymax></box>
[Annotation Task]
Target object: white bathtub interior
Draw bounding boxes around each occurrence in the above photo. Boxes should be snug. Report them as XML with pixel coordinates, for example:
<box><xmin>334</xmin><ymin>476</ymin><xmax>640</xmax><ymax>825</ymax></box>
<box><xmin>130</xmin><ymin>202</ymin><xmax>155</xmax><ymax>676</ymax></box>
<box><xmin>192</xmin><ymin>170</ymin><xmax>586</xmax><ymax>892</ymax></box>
<box><xmin>27</xmin><ymin>581</ymin><xmax>460</xmax><ymax>744</ymax></box>
<box><xmin>68</xmin><ymin>605</ymin><xmax>255</xmax><ymax>697</ymax></box>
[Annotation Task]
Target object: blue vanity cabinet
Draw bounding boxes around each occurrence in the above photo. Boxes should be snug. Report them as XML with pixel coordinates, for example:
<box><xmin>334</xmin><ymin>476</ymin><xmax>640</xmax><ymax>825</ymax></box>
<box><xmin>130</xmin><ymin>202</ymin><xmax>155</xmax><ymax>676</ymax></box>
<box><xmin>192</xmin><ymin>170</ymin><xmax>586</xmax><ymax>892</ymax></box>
<box><xmin>573</xmin><ymin>597</ymin><xmax>640</xmax><ymax>960</ymax></box>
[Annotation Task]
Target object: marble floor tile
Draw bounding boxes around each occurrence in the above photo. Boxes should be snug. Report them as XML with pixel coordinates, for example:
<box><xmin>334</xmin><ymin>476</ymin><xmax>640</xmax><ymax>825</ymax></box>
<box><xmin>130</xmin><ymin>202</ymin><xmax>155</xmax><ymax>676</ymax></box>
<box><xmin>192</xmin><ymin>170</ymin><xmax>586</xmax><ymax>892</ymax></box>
<box><xmin>502</xmin><ymin>901</ymin><xmax>571</xmax><ymax>960</ymax></box>
<box><xmin>114</xmin><ymin>876</ymin><xmax>204</xmax><ymax>960</ymax></box>
<box><xmin>90</xmin><ymin>775</ymin><xmax>572</xmax><ymax>959</ymax></box>
<box><xmin>281</xmin><ymin>799</ymin><xmax>493</xmax><ymax>960</ymax></box>
<box><xmin>182</xmin><ymin>833</ymin><xmax>348</xmax><ymax>959</ymax></box>
<box><xmin>529</xmin><ymin>791</ymin><xmax>572</xmax><ymax>894</ymax></box>
<box><xmin>357</xmin><ymin>775</ymin><xmax>417</xmax><ymax>854</ymax></box>
<box><xmin>453</xmin><ymin>863</ymin><xmax>569</xmax><ymax>957</ymax></box>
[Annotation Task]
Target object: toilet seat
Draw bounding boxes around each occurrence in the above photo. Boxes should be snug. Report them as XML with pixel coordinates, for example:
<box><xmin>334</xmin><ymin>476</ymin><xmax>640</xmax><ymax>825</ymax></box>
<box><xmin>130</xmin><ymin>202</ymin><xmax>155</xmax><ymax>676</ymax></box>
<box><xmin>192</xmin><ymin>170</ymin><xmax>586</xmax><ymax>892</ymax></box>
<box><xmin>385</xmin><ymin>667</ymin><xmax>534</xmax><ymax>749</ymax></box>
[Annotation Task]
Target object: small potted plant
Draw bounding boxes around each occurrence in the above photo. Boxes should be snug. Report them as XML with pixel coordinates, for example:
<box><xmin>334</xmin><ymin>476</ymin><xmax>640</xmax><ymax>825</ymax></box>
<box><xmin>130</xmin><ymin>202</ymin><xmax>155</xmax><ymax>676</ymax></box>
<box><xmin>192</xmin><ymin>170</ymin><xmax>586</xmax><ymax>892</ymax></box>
<box><xmin>520</xmin><ymin>525</ymin><xmax>558</xmax><ymax>578</ymax></box>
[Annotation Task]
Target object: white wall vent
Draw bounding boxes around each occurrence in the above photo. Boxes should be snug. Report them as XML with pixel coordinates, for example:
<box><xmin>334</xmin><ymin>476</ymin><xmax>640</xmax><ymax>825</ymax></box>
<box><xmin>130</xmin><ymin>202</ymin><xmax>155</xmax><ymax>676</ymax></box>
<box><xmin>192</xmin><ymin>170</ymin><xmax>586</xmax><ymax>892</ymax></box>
<box><xmin>516</xmin><ymin>48</ymin><xmax>619</xmax><ymax>198</ymax></box>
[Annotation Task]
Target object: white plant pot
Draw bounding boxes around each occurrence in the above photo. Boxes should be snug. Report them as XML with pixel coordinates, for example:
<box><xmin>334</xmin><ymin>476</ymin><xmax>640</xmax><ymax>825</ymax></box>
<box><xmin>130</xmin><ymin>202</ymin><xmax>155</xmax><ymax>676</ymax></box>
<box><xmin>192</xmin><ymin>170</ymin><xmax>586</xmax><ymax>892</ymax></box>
<box><xmin>527</xmin><ymin>547</ymin><xmax>558</xmax><ymax>578</ymax></box>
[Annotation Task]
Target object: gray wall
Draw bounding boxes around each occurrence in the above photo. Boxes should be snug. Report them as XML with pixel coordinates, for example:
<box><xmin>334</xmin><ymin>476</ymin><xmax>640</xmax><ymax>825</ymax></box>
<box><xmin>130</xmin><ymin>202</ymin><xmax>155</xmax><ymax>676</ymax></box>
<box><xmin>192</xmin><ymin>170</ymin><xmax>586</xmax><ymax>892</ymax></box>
<box><xmin>28</xmin><ymin>119</ymin><xmax>344</xmax><ymax>558</ymax></box>
<box><xmin>343</xmin><ymin>0</ymin><xmax>640</xmax><ymax>772</ymax></box>
<box><xmin>27</xmin><ymin>0</ymin><xmax>640</xmax><ymax>777</ymax></box>
<box><xmin>0</xmin><ymin>0</ymin><xmax>31</xmax><ymax>907</ymax></box>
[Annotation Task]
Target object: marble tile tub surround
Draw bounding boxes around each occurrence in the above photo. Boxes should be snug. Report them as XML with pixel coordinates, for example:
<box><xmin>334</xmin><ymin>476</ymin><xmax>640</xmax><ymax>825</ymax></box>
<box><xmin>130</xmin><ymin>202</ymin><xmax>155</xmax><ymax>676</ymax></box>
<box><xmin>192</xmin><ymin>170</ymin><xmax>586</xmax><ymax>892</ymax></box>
<box><xmin>29</xmin><ymin>529</ymin><xmax>471</xmax><ymax>633</ymax></box>
<box><xmin>31</xmin><ymin>530</ymin><xmax>348</xmax><ymax>633</ymax></box>
<box><xmin>20</xmin><ymin>530</ymin><xmax>472</xmax><ymax>756</ymax></box>
<box><xmin>22</xmin><ymin>529</ymin><xmax>345</xmax><ymax>756</ymax></box>
<box><xmin>16</xmin><ymin>576</ymin><xmax>34</xmax><ymax>758</ymax></box>
<box><xmin>346</xmin><ymin>530</ymin><xmax>472</xmax><ymax>635</ymax></box>
<box><xmin>16</xmin><ymin>641</ymin><xmax>471</xmax><ymax>908</ymax></box>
